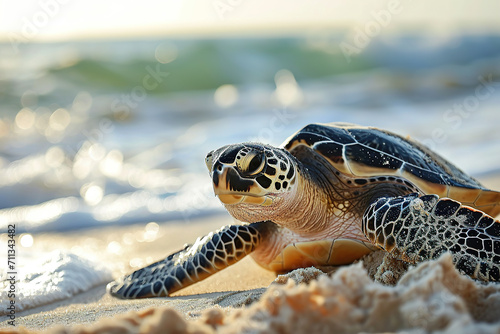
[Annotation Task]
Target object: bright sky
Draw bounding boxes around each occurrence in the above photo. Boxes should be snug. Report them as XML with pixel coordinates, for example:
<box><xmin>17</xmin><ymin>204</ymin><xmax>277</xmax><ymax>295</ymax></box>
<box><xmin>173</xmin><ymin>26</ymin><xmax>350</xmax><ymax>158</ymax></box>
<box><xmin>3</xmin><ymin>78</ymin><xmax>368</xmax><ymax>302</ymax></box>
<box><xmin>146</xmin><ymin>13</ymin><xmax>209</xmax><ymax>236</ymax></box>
<box><xmin>1</xmin><ymin>0</ymin><xmax>499</xmax><ymax>42</ymax></box>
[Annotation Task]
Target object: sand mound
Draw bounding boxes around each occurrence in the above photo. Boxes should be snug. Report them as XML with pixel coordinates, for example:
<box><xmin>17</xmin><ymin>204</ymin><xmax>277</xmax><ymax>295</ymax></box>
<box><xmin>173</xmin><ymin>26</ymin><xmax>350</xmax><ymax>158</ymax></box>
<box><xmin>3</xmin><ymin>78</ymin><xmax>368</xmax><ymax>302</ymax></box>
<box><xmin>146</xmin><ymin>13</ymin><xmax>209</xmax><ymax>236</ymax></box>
<box><xmin>6</xmin><ymin>254</ymin><xmax>500</xmax><ymax>334</ymax></box>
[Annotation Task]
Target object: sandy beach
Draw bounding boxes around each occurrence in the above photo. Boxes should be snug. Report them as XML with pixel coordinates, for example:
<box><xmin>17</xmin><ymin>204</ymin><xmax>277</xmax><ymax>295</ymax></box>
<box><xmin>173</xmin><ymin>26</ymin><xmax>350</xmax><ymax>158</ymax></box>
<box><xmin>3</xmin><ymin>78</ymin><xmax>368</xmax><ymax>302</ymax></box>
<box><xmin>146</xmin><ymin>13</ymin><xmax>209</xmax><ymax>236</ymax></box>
<box><xmin>1</xmin><ymin>175</ymin><xmax>500</xmax><ymax>333</ymax></box>
<box><xmin>0</xmin><ymin>215</ymin><xmax>276</xmax><ymax>330</ymax></box>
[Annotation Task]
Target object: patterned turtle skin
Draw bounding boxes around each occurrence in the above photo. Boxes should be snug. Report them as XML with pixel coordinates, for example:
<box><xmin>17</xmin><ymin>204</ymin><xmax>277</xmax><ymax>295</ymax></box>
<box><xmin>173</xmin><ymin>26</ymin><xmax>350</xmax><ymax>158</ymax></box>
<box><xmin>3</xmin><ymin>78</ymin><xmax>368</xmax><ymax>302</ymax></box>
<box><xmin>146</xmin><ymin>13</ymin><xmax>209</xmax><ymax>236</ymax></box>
<box><xmin>108</xmin><ymin>123</ymin><xmax>500</xmax><ymax>298</ymax></box>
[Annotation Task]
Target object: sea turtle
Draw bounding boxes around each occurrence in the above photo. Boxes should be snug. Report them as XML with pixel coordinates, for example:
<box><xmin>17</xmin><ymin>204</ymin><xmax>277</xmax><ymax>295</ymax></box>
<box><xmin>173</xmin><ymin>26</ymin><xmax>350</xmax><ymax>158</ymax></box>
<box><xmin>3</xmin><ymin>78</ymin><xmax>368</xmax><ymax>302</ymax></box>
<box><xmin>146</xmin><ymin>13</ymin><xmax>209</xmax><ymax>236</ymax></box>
<box><xmin>108</xmin><ymin>123</ymin><xmax>500</xmax><ymax>299</ymax></box>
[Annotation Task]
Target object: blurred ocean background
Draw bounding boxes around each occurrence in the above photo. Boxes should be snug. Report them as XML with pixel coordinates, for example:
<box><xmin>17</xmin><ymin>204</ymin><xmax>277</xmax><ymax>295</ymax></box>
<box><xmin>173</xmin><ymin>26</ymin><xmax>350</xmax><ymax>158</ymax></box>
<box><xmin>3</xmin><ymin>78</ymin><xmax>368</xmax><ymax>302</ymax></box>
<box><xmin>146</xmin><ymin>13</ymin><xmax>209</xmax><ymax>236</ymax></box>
<box><xmin>1</xmin><ymin>35</ymin><xmax>500</xmax><ymax>234</ymax></box>
<box><xmin>1</xmin><ymin>0</ymin><xmax>500</xmax><ymax>315</ymax></box>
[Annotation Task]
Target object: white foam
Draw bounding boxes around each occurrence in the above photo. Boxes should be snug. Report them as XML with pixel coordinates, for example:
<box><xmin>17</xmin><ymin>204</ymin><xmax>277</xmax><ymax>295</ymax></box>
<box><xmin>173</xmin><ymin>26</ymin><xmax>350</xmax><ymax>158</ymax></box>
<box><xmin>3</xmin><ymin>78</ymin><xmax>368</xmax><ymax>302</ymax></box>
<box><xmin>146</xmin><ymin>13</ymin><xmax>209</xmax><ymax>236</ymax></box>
<box><xmin>0</xmin><ymin>251</ymin><xmax>112</xmax><ymax>314</ymax></box>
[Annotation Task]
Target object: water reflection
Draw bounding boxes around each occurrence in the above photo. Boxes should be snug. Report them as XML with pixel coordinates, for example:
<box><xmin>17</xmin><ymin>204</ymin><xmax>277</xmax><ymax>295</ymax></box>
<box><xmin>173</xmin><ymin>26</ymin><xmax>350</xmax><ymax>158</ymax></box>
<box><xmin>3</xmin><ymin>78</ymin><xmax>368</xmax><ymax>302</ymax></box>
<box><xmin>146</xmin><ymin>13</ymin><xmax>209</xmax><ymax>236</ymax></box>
<box><xmin>214</xmin><ymin>84</ymin><xmax>239</xmax><ymax>108</ymax></box>
<box><xmin>20</xmin><ymin>233</ymin><xmax>34</xmax><ymax>248</ymax></box>
<box><xmin>15</xmin><ymin>108</ymin><xmax>35</xmax><ymax>130</ymax></box>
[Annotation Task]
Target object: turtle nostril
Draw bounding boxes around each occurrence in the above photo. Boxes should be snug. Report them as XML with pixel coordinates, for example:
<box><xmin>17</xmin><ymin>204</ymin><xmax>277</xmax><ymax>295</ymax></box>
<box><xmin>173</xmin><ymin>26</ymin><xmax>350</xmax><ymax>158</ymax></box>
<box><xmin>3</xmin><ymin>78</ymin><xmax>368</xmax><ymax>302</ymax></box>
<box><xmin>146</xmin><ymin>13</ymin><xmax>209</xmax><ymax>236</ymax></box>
<box><xmin>205</xmin><ymin>152</ymin><xmax>214</xmax><ymax>172</ymax></box>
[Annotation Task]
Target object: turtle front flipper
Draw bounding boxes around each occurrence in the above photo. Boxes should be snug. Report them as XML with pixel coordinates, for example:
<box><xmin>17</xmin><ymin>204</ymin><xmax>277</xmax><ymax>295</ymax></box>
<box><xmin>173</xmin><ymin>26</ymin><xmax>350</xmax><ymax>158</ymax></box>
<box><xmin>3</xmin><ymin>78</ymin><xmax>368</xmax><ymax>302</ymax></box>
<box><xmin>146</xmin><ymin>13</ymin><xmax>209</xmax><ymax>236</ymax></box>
<box><xmin>108</xmin><ymin>223</ymin><xmax>266</xmax><ymax>299</ymax></box>
<box><xmin>362</xmin><ymin>193</ymin><xmax>500</xmax><ymax>282</ymax></box>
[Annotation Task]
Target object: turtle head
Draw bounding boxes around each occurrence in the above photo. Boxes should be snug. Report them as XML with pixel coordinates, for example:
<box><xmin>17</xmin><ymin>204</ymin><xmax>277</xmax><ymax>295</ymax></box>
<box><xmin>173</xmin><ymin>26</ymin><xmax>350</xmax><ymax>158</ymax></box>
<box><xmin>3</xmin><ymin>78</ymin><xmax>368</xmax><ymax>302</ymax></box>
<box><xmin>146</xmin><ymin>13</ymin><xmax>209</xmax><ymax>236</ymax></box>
<box><xmin>205</xmin><ymin>143</ymin><xmax>297</xmax><ymax>207</ymax></box>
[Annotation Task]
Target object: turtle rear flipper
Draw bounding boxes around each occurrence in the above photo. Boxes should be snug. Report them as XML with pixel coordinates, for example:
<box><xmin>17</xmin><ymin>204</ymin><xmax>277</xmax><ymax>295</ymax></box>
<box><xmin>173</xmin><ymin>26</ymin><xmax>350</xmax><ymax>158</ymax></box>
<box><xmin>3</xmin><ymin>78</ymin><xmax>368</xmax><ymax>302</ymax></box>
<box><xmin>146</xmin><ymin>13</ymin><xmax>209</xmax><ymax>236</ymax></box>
<box><xmin>107</xmin><ymin>223</ymin><xmax>265</xmax><ymax>299</ymax></box>
<box><xmin>363</xmin><ymin>193</ymin><xmax>500</xmax><ymax>282</ymax></box>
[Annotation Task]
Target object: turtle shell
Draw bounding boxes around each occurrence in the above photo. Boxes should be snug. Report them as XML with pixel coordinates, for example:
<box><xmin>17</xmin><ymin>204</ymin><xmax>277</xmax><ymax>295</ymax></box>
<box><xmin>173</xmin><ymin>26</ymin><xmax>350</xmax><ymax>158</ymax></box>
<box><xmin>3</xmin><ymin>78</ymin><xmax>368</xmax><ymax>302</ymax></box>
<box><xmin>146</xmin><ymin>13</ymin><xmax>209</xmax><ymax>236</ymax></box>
<box><xmin>283</xmin><ymin>122</ymin><xmax>500</xmax><ymax>217</ymax></box>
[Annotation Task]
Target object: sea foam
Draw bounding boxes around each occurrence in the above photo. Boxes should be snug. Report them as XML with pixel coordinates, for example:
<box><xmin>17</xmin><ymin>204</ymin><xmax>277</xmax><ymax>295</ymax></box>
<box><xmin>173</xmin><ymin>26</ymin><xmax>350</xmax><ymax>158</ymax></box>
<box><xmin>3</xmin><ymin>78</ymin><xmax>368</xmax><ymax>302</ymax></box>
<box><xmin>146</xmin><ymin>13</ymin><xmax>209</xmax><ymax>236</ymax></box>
<box><xmin>0</xmin><ymin>251</ymin><xmax>112</xmax><ymax>314</ymax></box>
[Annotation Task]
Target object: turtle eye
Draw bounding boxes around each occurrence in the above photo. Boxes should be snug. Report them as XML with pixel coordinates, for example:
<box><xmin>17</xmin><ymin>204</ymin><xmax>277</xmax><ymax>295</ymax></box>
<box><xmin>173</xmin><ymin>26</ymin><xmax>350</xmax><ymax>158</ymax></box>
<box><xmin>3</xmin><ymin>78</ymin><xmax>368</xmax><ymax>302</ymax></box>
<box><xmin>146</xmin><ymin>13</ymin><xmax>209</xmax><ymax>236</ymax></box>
<box><xmin>237</xmin><ymin>151</ymin><xmax>265</xmax><ymax>176</ymax></box>
<box><xmin>205</xmin><ymin>152</ymin><xmax>214</xmax><ymax>172</ymax></box>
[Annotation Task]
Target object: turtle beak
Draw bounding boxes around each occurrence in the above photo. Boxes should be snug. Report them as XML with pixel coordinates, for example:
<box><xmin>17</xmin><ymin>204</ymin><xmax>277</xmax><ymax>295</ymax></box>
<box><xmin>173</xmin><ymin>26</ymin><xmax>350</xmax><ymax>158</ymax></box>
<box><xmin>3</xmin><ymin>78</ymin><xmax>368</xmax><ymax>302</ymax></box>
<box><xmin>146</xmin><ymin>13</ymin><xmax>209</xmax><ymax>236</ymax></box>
<box><xmin>211</xmin><ymin>165</ymin><xmax>273</xmax><ymax>206</ymax></box>
<box><xmin>211</xmin><ymin>165</ymin><xmax>244</xmax><ymax>204</ymax></box>
<box><xmin>211</xmin><ymin>164</ymin><xmax>252</xmax><ymax>195</ymax></box>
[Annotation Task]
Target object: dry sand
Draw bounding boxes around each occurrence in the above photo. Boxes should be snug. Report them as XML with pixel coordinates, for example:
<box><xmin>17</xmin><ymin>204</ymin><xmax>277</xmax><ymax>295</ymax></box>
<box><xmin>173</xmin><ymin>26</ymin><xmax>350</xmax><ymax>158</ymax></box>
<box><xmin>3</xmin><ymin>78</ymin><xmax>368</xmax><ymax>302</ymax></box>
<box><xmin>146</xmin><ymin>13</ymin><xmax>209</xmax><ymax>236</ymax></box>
<box><xmin>1</xmin><ymin>175</ymin><xmax>500</xmax><ymax>333</ymax></box>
